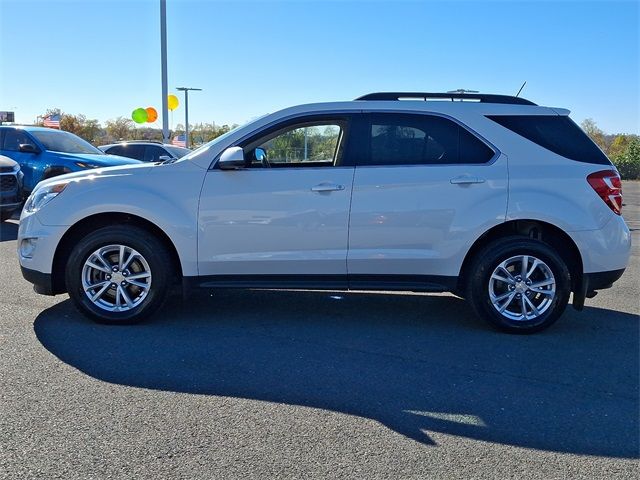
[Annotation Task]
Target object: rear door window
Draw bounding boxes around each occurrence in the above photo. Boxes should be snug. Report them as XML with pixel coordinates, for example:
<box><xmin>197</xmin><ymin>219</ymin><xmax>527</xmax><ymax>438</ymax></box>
<box><xmin>487</xmin><ymin>115</ymin><xmax>611</xmax><ymax>165</ymax></box>
<box><xmin>365</xmin><ymin>113</ymin><xmax>495</xmax><ymax>166</ymax></box>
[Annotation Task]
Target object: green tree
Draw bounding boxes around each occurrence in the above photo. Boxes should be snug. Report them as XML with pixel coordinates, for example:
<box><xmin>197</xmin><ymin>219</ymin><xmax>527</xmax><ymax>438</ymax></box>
<box><xmin>59</xmin><ymin>114</ymin><xmax>101</xmax><ymax>143</ymax></box>
<box><xmin>612</xmin><ymin>138</ymin><xmax>640</xmax><ymax>180</ymax></box>
<box><xmin>609</xmin><ymin>134</ymin><xmax>632</xmax><ymax>158</ymax></box>
<box><xmin>105</xmin><ymin>117</ymin><xmax>134</xmax><ymax>142</ymax></box>
<box><xmin>188</xmin><ymin>122</ymin><xmax>237</xmax><ymax>146</ymax></box>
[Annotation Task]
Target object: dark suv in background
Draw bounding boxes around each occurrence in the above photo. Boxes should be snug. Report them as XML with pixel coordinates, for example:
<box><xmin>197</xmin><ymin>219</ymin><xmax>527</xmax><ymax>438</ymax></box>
<box><xmin>0</xmin><ymin>154</ymin><xmax>23</xmax><ymax>221</ymax></box>
<box><xmin>99</xmin><ymin>141</ymin><xmax>191</xmax><ymax>162</ymax></box>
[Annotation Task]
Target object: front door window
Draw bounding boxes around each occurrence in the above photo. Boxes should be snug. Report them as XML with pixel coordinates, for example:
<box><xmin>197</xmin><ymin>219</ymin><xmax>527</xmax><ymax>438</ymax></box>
<box><xmin>243</xmin><ymin>120</ymin><xmax>347</xmax><ymax>168</ymax></box>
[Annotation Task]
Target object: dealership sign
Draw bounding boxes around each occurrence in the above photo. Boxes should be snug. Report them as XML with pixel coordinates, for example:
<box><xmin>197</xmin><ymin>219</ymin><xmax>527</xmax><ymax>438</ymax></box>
<box><xmin>0</xmin><ymin>111</ymin><xmax>15</xmax><ymax>122</ymax></box>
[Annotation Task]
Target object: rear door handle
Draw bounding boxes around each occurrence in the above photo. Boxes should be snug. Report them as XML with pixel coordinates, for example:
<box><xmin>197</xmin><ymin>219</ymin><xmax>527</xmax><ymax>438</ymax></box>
<box><xmin>311</xmin><ymin>183</ymin><xmax>345</xmax><ymax>192</ymax></box>
<box><xmin>450</xmin><ymin>175</ymin><xmax>485</xmax><ymax>185</ymax></box>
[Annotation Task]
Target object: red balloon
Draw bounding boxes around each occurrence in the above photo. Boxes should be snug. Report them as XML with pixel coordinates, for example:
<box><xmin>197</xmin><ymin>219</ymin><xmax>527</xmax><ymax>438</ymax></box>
<box><xmin>145</xmin><ymin>107</ymin><xmax>158</xmax><ymax>123</ymax></box>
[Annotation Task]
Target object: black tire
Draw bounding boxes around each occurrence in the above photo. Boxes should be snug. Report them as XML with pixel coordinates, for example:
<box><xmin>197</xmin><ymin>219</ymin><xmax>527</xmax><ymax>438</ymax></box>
<box><xmin>466</xmin><ymin>236</ymin><xmax>571</xmax><ymax>334</ymax></box>
<box><xmin>65</xmin><ymin>225</ymin><xmax>173</xmax><ymax>324</ymax></box>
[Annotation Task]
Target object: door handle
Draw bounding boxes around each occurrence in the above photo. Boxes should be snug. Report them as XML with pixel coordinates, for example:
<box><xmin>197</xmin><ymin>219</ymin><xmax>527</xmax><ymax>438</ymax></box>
<box><xmin>311</xmin><ymin>183</ymin><xmax>345</xmax><ymax>192</ymax></box>
<box><xmin>450</xmin><ymin>175</ymin><xmax>485</xmax><ymax>185</ymax></box>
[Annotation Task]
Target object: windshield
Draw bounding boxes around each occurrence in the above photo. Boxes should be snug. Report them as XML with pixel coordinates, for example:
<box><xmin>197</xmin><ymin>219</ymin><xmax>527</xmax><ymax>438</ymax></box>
<box><xmin>30</xmin><ymin>130</ymin><xmax>103</xmax><ymax>155</ymax></box>
<box><xmin>178</xmin><ymin>128</ymin><xmax>239</xmax><ymax>162</ymax></box>
<box><xmin>164</xmin><ymin>145</ymin><xmax>191</xmax><ymax>158</ymax></box>
<box><xmin>177</xmin><ymin>115</ymin><xmax>270</xmax><ymax>163</ymax></box>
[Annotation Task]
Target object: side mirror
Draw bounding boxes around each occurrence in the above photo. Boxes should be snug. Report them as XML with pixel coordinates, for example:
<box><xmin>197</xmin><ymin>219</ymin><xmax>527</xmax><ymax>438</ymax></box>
<box><xmin>158</xmin><ymin>155</ymin><xmax>172</xmax><ymax>162</ymax></box>
<box><xmin>218</xmin><ymin>146</ymin><xmax>245</xmax><ymax>170</ymax></box>
<box><xmin>19</xmin><ymin>143</ymin><xmax>40</xmax><ymax>154</ymax></box>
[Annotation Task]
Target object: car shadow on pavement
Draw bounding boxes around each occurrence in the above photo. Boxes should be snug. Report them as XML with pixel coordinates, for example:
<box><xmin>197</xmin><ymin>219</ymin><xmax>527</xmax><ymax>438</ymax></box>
<box><xmin>34</xmin><ymin>289</ymin><xmax>639</xmax><ymax>458</ymax></box>
<box><xmin>0</xmin><ymin>220</ymin><xmax>18</xmax><ymax>241</ymax></box>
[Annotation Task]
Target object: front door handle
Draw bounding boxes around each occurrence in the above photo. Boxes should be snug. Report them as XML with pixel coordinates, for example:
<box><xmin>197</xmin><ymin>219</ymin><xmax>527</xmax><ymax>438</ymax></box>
<box><xmin>450</xmin><ymin>175</ymin><xmax>485</xmax><ymax>185</ymax></box>
<box><xmin>311</xmin><ymin>183</ymin><xmax>345</xmax><ymax>192</ymax></box>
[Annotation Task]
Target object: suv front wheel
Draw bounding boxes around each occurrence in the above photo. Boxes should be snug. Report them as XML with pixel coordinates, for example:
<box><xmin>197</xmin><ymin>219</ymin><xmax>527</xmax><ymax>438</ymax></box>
<box><xmin>466</xmin><ymin>236</ymin><xmax>571</xmax><ymax>333</ymax></box>
<box><xmin>65</xmin><ymin>226</ymin><xmax>172</xmax><ymax>324</ymax></box>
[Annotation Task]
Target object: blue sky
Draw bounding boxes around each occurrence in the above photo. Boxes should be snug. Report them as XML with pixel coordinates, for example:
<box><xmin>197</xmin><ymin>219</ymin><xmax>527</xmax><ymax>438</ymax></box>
<box><xmin>1</xmin><ymin>0</ymin><xmax>638</xmax><ymax>134</ymax></box>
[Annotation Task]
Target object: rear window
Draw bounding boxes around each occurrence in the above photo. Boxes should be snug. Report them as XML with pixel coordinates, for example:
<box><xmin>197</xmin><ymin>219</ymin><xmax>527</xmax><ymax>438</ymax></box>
<box><xmin>487</xmin><ymin>115</ymin><xmax>610</xmax><ymax>165</ymax></box>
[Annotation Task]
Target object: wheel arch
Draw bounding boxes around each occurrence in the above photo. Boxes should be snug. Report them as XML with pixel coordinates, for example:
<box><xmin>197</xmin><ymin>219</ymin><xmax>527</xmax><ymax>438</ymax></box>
<box><xmin>51</xmin><ymin>212</ymin><xmax>183</xmax><ymax>294</ymax></box>
<box><xmin>458</xmin><ymin>219</ymin><xmax>583</xmax><ymax>297</ymax></box>
<box><xmin>41</xmin><ymin>165</ymin><xmax>72</xmax><ymax>181</ymax></box>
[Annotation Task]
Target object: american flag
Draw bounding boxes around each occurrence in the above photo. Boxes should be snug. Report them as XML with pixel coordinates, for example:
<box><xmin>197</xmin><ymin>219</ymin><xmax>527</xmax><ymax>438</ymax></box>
<box><xmin>43</xmin><ymin>114</ymin><xmax>61</xmax><ymax>128</ymax></box>
<box><xmin>172</xmin><ymin>134</ymin><xmax>186</xmax><ymax>147</ymax></box>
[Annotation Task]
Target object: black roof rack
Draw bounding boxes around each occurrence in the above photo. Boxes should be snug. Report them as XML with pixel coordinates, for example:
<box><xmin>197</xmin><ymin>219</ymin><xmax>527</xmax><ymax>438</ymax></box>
<box><xmin>355</xmin><ymin>92</ymin><xmax>536</xmax><ymax>106</ymax></box>
<box><xmin>115</xmin><ymin>140</ymin><xmax>165</xmax><ymax>145</ymax></box>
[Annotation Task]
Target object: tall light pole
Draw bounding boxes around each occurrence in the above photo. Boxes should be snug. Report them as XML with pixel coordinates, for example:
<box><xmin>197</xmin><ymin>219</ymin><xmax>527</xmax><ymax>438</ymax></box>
<box><xmin>176</xmin><ymin>87</ymin><xmax>201</xmax><ymax>148</ymax></box>
<box><xmin>160</xmin><ymin>0</ymin><xmax>169</xmax><ymax>143</ymax></box>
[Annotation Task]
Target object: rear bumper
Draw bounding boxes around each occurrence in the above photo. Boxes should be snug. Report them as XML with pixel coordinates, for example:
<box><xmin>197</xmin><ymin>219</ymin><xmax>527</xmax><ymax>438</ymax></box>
<box><xmin>572</xmin><ymin>268</ymin><xmax>626</xmax><ymax>310</ymax></box>
<box><xmin>21</xmin><ymin>266</ymin><xmax>55</xmax><ymax>296</ymax></box>
<box><xmin>569</xmin><ymin>214</ymin><xmax>631</xmax><ymax>273</ymax></box>
<box><xmin>583</xmin><ymin>268</ymin><xmax>626</xmax><ymax>291</ymax></box>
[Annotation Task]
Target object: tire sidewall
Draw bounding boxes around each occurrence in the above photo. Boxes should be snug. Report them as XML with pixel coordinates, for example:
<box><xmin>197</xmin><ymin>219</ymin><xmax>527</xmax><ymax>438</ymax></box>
<box><xmin>468</xmin><ymin>238</ymin><xmax>571</xmax><ymax>333</ymax></box>
<box><xmin>65</xmin><ymin>226</ymin><xmax>170</xmax><ymax>324</ymax></box>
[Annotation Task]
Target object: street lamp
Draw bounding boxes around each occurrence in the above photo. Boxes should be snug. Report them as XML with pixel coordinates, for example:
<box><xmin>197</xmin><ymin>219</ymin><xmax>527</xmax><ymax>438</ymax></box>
<box><xmin>160</xmin><ymin>0</ymin><xmax>169</xmax><ymax>143</ymax></box>
<box><xmin>176</xmin><ymin>87</ymin><xmax>202</xmax><ymax>148</ymax></box>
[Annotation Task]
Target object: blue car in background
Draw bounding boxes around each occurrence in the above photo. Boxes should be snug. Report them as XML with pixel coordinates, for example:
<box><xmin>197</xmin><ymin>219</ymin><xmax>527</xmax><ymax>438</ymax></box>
<box><xmin>0</xmin><ymin>126</ymin><xmax>141</xmax><ymax>194</ymax></box>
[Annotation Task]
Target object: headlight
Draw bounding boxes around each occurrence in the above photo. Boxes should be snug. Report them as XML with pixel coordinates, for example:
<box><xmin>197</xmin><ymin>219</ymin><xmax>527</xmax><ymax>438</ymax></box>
<box><xmin>75</xmin><ymin>162</ymin><xmax>99</xmax><ymax>169</ymax></box>
<box><xmin>24</xmin><ymin>181</ymin><xmax>69</xmax><ymax>213</ymax></box>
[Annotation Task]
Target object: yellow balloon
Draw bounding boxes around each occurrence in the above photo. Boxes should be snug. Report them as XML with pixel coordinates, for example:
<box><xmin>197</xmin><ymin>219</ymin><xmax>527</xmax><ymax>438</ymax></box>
<box><xmin>168</xmin><ymin>94</ymin><xmax>179</xmax><ymax>111</ymax></box>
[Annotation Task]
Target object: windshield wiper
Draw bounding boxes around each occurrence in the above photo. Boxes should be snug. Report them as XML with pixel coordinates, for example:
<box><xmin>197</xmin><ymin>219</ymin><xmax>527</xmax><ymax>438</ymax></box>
<box><xmin>157</xmin><ymin>157</ymin><xmax>178</xmax><ymax>165</ymax></box>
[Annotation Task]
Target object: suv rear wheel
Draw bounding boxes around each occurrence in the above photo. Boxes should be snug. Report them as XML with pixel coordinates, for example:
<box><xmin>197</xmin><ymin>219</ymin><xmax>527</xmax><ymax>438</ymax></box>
<box><xmin>65</xmin><ymin>226</ymin><xmax>172</xmax><ymax>324</ymax></box>
<box><xmin>466</xmin><ymin>236</ymin><xmax>571</xmax><ymax>333</ymax></box>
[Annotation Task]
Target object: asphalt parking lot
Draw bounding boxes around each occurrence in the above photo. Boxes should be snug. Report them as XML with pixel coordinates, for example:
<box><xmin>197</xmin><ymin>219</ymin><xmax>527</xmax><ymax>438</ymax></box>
<box><xmin>1</xmin><ymin>183</ymin><xmax>638</xmax><ymax>479</ymax></box>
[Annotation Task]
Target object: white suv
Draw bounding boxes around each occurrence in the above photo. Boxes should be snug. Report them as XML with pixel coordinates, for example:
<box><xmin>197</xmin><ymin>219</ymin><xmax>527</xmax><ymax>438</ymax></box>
<box><xmin>17</xmin><ymin>92</ymin><xmax>631</xmax><ymax>333</ymax></box>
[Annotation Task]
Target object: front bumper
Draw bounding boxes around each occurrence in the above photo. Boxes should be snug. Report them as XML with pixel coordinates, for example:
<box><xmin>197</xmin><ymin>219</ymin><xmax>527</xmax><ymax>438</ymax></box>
<box><xmin>1</xmin><ymin>201</ymin><xmax>22</xmax><ymax>215</ymax></box>
<box><xmin>17</xmin><ymin>212</ymin><xmax>69</xmax><ymax>295</ymax></box>
<box><xmin>0</xmin><ymin>170</ymin><xmax>23</xmax><ymax>206</ymax></box>
<box><xmin>21</xmin><ymin>266</ymin><xmax>55</xmax><ymax>295</ymax></box>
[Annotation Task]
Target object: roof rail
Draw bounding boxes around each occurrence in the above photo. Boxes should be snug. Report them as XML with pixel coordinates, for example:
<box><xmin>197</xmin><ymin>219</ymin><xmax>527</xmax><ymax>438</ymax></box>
<box><xmin>355</xmin><ymin>92</ymin><xmax>536</xmax><ymax>106</ymax></box>
<box><xmin>115</xmin><ymin>140</ymin><xmax>165</xmax><ymax>144</ymax></box>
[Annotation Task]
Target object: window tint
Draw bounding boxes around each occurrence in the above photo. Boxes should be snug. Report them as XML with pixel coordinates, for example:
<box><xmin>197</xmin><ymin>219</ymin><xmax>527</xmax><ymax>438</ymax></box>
<box><xmin>30</xmin><ymin>130</ymin><xmax>102</xmax><ymax>154</ymax></box>
<box><xmin>244</xmin><ymin>121</ymin><xmax>346</xmax><ymax>168</ymax></box>
<box><xmin>368</xmin><ymin>114</ymin><xmax>494</xmax><ymax>166</ymax></box>
<box><xmin>164</xmin><ymin>145</ymin><xmax>191</xmax><ymax>158</ymax></box>
<box><xmin>144</xmin><ymin>145</ymin><xmax>167</xmax><ymax>162</ymax></box>
<box><xmin>3</xmin><ymin>129</ymin><xmax>33</xmax><ymax>151</ymax></box>
<box><xmin>487</xmin><ymin>115</ymin><xmax>611</xmax><ymax>165</ymax></box>
<box><xmin>106</xmin><ymin>144</ymin><xmax>145</xmax><ymax>160</ymax></box>
<box><xmin>105</xmin><ymin>145</ymin><xmax>124</xmax><ymax>156</ymax></box>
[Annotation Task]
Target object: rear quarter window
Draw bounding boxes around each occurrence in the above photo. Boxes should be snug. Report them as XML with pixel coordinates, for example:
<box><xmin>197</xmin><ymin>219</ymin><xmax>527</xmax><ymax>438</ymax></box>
<box><xmin>487</xmin><ymin>115</ymin><xmax>611</xmax><ymax>165</ymax></box>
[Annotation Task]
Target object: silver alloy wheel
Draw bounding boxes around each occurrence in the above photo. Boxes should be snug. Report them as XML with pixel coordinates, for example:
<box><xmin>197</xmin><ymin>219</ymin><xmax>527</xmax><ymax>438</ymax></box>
<box><xmin>81</xmin><ymin>244</ymin><xmax>152</xmax><ymax>312</ymax></box>
<box><xmin>488</xmin><ymin>255</ymin><xmax>556</xmax><ymax>321</ymax></box>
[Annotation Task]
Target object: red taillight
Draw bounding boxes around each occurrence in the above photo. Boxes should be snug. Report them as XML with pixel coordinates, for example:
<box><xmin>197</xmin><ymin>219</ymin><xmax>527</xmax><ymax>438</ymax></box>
<box><xmin>587</xmin><ymin>170</ymin><xmax>622</xmax><ymax>215</ymax></box>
